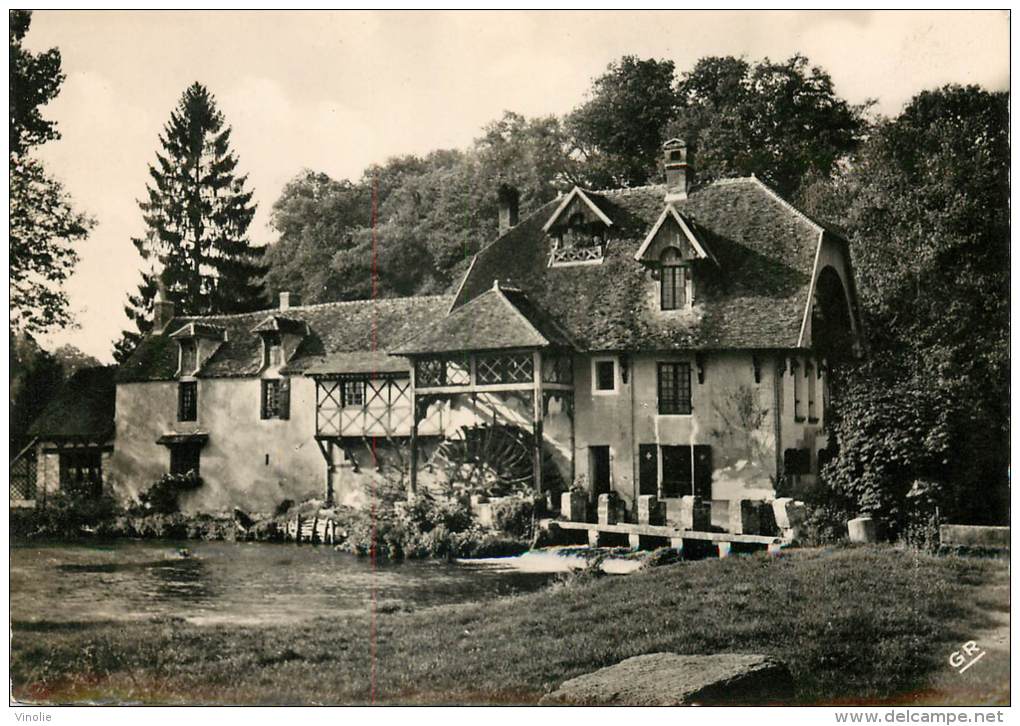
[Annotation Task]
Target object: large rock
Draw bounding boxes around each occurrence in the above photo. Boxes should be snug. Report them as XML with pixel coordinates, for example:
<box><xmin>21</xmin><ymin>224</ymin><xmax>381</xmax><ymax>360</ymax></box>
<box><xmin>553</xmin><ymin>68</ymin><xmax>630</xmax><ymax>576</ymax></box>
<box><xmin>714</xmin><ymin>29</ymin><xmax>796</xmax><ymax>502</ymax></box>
<box><xmin>539</xmin><ymin>653</ymin><xmax>793</xmax><ymax>706</ymax></box>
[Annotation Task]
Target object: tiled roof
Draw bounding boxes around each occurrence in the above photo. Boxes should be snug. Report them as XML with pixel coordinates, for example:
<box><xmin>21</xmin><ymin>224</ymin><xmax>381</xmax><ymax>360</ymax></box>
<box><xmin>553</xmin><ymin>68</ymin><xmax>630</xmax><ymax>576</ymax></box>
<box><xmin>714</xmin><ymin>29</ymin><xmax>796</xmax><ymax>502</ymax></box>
<box><xmin>394</xmin><ymin>283</ymin><xmax>573</xmax><ymax>355</ymax></box>
<box><xmin>28</xmin><ymin>366</ymin><xmax>117</xmax><ymax>440</ymax></box>
<box><xmin>304</xmin><ymin>350</ymin><xmax>409</xmax><ymax>377</ymax></box>
<box><xmin>451</xmin><ymin>177</ymin><xmax>825</xmax><ymax>351</ymax></box>
<box><xmin>117</xmin><ymin>296</ymin><xmax>452</xmax><ymax>382</ymax></box>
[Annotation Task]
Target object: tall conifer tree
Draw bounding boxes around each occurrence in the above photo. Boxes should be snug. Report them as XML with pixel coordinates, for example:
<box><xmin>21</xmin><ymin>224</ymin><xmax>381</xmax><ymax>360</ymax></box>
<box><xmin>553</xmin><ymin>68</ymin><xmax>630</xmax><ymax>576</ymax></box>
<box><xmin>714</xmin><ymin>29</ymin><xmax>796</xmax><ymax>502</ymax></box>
<box><xmin>115</xmin><ymin>82</ymin><xmax>264</xmax><ymax>361</ymax></box>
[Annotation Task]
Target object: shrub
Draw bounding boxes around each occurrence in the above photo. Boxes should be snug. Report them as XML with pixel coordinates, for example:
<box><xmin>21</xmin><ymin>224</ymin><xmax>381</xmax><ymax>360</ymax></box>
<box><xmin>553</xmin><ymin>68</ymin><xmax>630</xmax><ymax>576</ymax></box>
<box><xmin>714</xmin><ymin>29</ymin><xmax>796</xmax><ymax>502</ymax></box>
<box><xmin>274</xmin><ymin>499</ymin><xmax>295</xmax><ymax>517</ymax></box>
<box><xmin>490</xmin><ymin>496</ymin><xmax>535</xmax><ymax>538</ymax></box>
<box><xmin>14</xmin><ymin>491</ymin><xmax>124</xmax><ymax>538</ymax></box>
<box><xmin>398</xmin><ymin>491</ymin><xmax>472</xmax><ymax>534</ymax></box>
<box><xmin>136</xmin><ymin>472</ymin><xmax>203</xmax><ymax>515</ymax></box>
<box><xmin>902</xmin><ymin>479</ymin><xmax>942</xmax><ymax>552</ymax></box>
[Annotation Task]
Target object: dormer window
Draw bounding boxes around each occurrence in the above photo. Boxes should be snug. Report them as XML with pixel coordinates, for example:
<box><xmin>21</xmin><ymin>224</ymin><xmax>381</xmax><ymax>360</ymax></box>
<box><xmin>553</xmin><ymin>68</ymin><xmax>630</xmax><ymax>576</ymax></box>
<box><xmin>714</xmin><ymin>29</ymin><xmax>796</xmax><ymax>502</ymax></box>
<box><xmin>263</xmin><ymin>332</ymin><xmax>283</xmax><ymax>369</ymax></box>
<box><xmin>660</xmin><ymin>248</ymin><xmax>691</xmax><ymax>310</ymax></box>
<box><xmin>560</xmin><ymin>213</ymin><xmax>605</xmax><ymax>251</ymax></box>
<box><xmin>180</xmin><ymin>340</ymin><xmax>198</xmax><ymax>375</ymax></box>
<box><xmin>251</xmin><ymin>315</ymin><xmax>308</xmax><ymax>373</ymax></box>
<box><xmin>169</xmin><ymin>322</ymin><xmax>226</xmax><ymax>378</ymax></box>
<box><xmin>543</xmin><ymin>187</ymin><xmax>613</xmax><ymax>267</ymax></box>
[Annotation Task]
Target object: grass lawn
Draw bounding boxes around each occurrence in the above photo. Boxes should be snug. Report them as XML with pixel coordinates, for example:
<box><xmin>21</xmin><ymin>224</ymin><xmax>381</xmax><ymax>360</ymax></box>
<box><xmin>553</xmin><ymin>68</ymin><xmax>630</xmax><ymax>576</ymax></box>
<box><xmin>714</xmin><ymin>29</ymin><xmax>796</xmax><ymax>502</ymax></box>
<box><xmin>10</xmin><ymin>545</ymin><xmax>1008</xmax><ymax>705</ymax></box>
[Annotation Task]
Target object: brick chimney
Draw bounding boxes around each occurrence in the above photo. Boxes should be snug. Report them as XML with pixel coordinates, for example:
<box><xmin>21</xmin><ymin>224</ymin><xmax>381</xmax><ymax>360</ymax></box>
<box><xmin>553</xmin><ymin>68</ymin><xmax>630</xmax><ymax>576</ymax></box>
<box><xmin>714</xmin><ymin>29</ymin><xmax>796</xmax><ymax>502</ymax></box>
<box><xmin>151</xmin><ymin>279</ymin><xmax>175</xmax><ymax>334</ymax></box>
<box><xmin>497</xmin><ymin>184</ymin><xmax>520</xmax><ymax>234</ymax></box>
<box><xmin>663</xmin><ymin>138</ymin><xmax>690</xmax><ymax>203</ymax></box>
<box><xmin>279</xmin><ymin>291</ymin><xmax>300</xmax><ymax>311</ymax></box>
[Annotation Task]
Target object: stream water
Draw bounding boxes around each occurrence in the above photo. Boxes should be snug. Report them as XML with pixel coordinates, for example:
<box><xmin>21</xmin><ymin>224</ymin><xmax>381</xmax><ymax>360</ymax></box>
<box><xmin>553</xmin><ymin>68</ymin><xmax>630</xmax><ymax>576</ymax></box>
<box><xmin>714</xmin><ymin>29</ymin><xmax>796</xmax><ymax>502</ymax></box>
<box><xmin>10</xmin><ymin>540</ymin><xmax>557</xmax><ymax>627</ymax></box>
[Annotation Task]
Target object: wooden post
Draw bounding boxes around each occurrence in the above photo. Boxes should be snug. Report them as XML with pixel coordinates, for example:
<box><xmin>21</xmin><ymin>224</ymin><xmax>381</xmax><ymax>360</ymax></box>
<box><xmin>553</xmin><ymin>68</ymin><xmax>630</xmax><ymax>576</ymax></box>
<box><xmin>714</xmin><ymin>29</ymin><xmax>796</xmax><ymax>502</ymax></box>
<box><xmin>532</xmin><ymin>350</ymin><xmax>544</xmax><ymax>495</ymax></box>
<box><xmin>409</xmin><ymin>391</ymin><xmax>420</xmax><ymax>497</ymax></box>
<box><xmin>325</xmin><ymin>440</ymin><xmax>335</xmax><ymax>506</ymax></box>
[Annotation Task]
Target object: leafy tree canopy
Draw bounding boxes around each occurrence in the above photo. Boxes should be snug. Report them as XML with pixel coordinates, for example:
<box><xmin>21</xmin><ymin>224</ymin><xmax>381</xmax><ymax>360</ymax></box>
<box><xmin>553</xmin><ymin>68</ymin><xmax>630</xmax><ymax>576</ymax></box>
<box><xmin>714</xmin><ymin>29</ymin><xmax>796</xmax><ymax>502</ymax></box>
<box><xmin>670</xmin><ymin>54</ymin><xmax>871</xmax><ymax>198</ymax></box>
<box><xmin>807</xmin><ymin>85</ymin><xmax>1009</xmax><ymax>527</ymax></box>
<box><xmin>9</xmin><ymin>10</ymin><xmax>93</xmax><ymax>336</ymax></box>
<box><xmin>568</xmin><ymin>56</ymin><xmax>679</xmax><ymax>188</ymax></box>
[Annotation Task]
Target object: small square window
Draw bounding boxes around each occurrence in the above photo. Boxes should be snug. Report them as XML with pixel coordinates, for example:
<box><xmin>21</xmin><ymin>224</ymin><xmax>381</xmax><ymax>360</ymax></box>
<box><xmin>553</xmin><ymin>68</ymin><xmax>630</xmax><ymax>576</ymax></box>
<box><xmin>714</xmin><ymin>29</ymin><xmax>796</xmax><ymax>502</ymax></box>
<box><xmin>343</xmin><ymin>380</ymin><xmax>366</xmax><ymax>407</ymax></box>
<box><xmin>261</xmin><ymin>378</ymin><xmax>290</xmax><ymax>420</ymax></box>
<box><xmin>594</xmin><ymin>359</ymin><xmax>616</xmax><ymax>392</ymax></box>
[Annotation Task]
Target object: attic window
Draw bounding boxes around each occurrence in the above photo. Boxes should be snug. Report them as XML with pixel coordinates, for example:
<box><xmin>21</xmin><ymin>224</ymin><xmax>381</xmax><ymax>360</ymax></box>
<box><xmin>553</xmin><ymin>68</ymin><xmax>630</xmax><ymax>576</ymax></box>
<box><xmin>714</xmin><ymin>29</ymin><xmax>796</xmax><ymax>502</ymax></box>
<box><xmin>544</xmin><ymin>188</ymin><xmax>612</xmax><ymax>267</ymax></box>
<box><xmin>180</xmin><ymin>340</ymin><xmax>198</xmax><ymax>375</ymax></box>
<box><xmin>551</xmin><ymin>214</ymin><xmax>606</xmax><ymax>266</ymax></box>
<box><xmin>263</xmin><ymin>332</ymin><xmax>283</xmax><ymax>369</ymax></box>
<box><xmin>660</xmin><ymin>247</ymin><xmax>692</xmax><ymax>310</ymax></box>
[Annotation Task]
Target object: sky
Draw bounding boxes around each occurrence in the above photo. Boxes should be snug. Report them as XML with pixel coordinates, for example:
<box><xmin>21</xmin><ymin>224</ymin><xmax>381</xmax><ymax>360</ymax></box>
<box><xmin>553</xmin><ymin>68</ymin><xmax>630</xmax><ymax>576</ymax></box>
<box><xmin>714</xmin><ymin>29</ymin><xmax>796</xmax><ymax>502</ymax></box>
<box><xmin>21</xmin><ymin>10</ymin><xmax>1010</xmax><ymax>362</ymax></box>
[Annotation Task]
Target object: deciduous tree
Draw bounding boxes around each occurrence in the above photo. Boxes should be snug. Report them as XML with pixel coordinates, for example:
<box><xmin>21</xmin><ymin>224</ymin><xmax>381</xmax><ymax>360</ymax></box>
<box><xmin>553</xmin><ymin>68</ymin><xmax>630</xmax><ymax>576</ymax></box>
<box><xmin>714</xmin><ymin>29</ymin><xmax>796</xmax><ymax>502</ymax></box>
<box><xmin>9</xmin><ymin>10</ymin><xmax>93</xmax><ymax>335</ymax></box>
<box><xmin>670</xmin><ymin>54</ymin><xmax>870</xmax><ymax>198</ymax></box>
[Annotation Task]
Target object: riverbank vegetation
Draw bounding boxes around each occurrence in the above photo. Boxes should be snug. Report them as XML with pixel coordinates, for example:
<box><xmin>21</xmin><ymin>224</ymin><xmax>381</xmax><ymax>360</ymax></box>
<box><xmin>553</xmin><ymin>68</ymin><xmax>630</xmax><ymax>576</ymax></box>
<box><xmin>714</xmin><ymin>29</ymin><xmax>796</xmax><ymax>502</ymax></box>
<box><xmin>10</xmin><ymin>480</ymin><xmax>532</xmax><ymax>560</ymax></box>
<box><xmin>10</xmin><ymin>546</ymin><xmax>1007</xmax><ymax>705</ymax></box>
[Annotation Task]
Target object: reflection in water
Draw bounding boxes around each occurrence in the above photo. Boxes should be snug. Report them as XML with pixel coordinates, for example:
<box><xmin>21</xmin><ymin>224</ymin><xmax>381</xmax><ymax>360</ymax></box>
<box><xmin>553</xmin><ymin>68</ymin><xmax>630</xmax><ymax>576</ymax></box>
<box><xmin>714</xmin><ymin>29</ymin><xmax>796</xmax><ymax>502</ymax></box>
<box><xmin>12</xmin><ymin>541</ymin><xmax>553</xmax><ymax>627</ymax></box>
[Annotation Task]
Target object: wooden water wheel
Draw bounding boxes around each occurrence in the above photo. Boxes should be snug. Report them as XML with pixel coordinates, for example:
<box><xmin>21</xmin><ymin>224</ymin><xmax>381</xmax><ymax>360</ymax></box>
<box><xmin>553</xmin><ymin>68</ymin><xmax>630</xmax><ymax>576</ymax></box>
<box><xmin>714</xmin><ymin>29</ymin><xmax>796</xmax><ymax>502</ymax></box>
<box><xmin>430</xmin><ymin>423</ymin><xmax>562</xmax><ymax>497</ymax></box>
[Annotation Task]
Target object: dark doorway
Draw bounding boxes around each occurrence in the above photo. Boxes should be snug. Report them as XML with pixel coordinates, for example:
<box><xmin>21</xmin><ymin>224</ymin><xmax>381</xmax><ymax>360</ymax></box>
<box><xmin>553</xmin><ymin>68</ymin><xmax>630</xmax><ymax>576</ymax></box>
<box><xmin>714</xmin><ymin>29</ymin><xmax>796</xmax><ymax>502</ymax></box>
<box><xmin>660</xmin><ymin>444</ymin><xmax>714</xmax><ymax>499</ymax></box>
<box><xmin>638</xmin><ymin>444</ymin><xmax>658</xmax><ymax>495</ymax></box>
<box><xmin>661</xmin><ymin>445</ymin><xmax>692</xmax><ymax>497</ymax></box>
<box><xmin>59</xmin><ymin>449</ymin><xmax>103</xmax><ymax>498</ymax></box>
<box><xmin>590</xmin><ymin>446</ymin><xmax>611</xmax><ymax>495</ymax></box>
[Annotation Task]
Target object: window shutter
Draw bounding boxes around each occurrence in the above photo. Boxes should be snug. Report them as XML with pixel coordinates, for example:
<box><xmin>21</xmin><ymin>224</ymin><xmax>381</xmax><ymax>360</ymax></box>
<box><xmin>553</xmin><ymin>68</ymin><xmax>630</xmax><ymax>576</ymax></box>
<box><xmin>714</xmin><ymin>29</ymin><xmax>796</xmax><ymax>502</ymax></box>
<box><xmin>178</xmin><ymin>384</ymin><xmax>185</xmax><ymax>421</ymax></box>
<box><xmin>693</xmin><ymin>445</ymin><xmax>713</xmax><ymax>498</ymax></box>
<box><xmin>260</xmin><ymin>380</ymin><xmax>268</xmax><ymax>420</ymax></box>
<box><xmin>279</xmin><ymin>378</ymin><xmax>291</xmax><ymax>420</ymax></box>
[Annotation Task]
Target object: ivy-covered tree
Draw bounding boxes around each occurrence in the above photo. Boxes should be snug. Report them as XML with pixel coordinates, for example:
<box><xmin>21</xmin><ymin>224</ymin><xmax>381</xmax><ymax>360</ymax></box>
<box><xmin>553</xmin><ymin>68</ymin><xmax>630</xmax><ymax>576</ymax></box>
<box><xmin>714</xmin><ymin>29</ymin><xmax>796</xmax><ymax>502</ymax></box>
<box><xmin>115</xmin><ymin>82</ymin><xmax>264</xmax><ymax>361</ymax></box>
<box><xmin>807</xmin><ymin>85</ymin><xmax>1009</xmax><ymax>529</ymax></box>
<box><xmin>9</xmin><ymin>10</ymin><xmax>93</xmax><ymax>335</ymax></box>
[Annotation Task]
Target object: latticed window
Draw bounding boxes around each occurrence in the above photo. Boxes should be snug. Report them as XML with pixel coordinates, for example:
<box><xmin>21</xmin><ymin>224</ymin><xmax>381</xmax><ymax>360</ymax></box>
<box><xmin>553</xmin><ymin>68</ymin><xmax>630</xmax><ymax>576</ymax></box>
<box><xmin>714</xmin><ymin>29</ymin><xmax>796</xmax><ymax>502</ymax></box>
<box><xmin>415</xmin><ymin>356</ymin><xmax>470</xmax><ymax>387</ymax></box>
<box><xmin>261</xmin><ymin>378</ymin><xmax>290</xmax><ymax>419</ymax></box>
<box><xmin>660</xmin><ymin>248</ymin><xmax>689</xmax><ymax>310</ymax></box>
<box><xmin>446</xmin><ymin>358</ymin><xmax>470</xmax><ymax>385</ymax></box>
<box><xmin>342</xmin><ymin>380</ymin><xmax>366</xmax><ymax>407</ymax></box>
<box><xmin>657</xmin><ymin>362</ymin><xmax>692</xmax><ymax>415</ymax></box>
<box><xmin>178</xmin><ymin>381</ymin><xmax>197</xmax><ymax>422</ymax></box>
<box><xmin>476</xmin><ymin>352</ymin><xmax>534</xmax><ymax>385</ymax></box>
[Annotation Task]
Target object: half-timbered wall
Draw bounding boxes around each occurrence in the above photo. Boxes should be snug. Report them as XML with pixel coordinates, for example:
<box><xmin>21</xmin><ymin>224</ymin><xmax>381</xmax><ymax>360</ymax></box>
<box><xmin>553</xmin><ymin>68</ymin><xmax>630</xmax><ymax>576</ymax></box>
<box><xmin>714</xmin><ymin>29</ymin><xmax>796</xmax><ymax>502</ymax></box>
<box><xmin>315</xmin><ymin>377</ymin><xmax>443</xmax><ymax>438</ymax></box>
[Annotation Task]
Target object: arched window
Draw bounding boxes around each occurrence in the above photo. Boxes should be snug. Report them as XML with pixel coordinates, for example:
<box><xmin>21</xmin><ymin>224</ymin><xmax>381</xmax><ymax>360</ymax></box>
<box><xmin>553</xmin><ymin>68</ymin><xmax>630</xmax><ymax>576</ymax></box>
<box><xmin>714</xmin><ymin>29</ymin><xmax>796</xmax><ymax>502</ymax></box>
<box><xmin>660</xmin><ymin>247</ymin><xmax>688</xmax><ymax>310</ymax></box>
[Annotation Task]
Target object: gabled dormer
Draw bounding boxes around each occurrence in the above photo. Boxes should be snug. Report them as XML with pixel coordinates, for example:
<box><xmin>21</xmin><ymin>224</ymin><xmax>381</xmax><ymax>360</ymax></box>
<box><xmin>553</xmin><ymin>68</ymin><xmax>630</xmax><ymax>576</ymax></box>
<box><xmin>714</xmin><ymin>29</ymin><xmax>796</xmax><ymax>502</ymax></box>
<box><xmin>169</xmin><ymin>322</ymin><xmax>227</xmax><ymax>377</ymax></box>
<box><xmin>543</xmin><ymin>187</ymin><xmax>613</xmax><ymax>267</ymax></box>
<box><xmin>251</xmin><ymin>315</ymin><xmax>309</xmax><ymax>372</ymax></box>
<box><xmin>634</xmin><ymin>205</ymin><xmax>717</xmax><ymax>311</ymax></box>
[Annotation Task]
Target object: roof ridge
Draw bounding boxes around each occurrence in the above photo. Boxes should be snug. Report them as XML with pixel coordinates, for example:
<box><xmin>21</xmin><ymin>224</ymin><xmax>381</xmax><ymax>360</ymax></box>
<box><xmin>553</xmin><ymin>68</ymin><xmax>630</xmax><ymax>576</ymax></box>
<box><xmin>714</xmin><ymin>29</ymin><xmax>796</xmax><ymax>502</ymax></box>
<box><xmin>590</xmin><ymin>182</ymin><xmax>666</xmax><ymax>195</ymax></box>
<box><xmin>176</xmin><ymin>293</ymin><xmax>453</xmax><ymax>322</ymax></box>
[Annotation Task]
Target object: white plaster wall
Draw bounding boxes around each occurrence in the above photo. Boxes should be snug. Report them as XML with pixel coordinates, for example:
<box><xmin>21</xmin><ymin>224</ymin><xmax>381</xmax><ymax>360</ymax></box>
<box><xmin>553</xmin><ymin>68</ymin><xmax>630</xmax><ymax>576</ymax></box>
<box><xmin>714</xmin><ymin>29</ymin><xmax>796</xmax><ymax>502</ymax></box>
<box><xmin>109</xmin><ymin>377</ymin><xmax>324</xmax><ymax>513</ymax></box>
<box><xmin>572</xmin><ymin>351</ymin><xmax>782</xmax><ymax>510</ymax></box>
